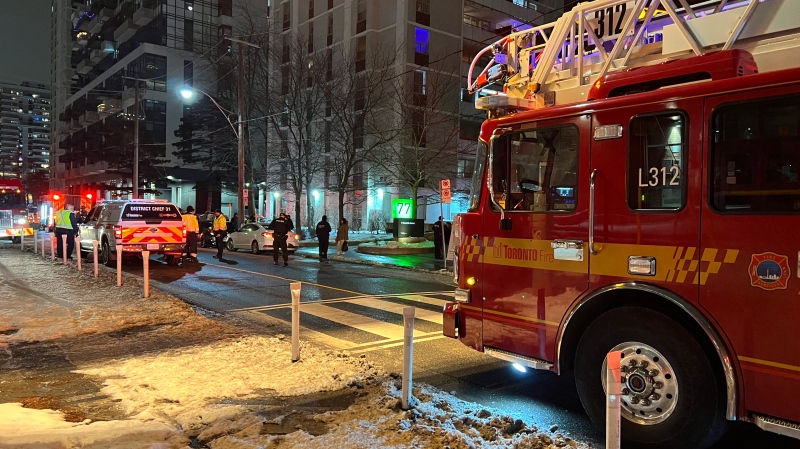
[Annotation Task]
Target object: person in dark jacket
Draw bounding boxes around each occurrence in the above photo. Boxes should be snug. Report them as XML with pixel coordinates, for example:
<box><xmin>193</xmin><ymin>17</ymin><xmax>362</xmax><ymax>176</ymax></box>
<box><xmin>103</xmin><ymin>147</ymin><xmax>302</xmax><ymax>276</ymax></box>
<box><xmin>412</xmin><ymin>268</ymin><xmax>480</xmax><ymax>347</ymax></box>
<box><xmin>268</xmin><ymin>212</ymin><xmax>294</xmax><ymax>266</ymax></box>
<box><xmin>229</xmin><ymin>213</ymin><xmax>239</xmax><ymax>232</ymax></box>
<box><xmin>315</xmin><ymin>215</ymin><xmax>332</xmax><ymax>261</ymax></box>
<box><xmin>433</xmin><ymin>216</ymin><xmax>447</xmax><ymax>259</ymax></box>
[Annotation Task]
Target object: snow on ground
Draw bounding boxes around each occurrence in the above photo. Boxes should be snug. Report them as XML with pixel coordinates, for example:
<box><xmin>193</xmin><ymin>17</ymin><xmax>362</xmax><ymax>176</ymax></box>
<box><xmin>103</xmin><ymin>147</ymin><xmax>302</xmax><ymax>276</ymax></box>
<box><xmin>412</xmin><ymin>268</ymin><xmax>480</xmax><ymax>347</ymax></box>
<box><xmin>0</xmin><ymin>247</ymin><xmax>589</xmax><ymax>448</ymax></box>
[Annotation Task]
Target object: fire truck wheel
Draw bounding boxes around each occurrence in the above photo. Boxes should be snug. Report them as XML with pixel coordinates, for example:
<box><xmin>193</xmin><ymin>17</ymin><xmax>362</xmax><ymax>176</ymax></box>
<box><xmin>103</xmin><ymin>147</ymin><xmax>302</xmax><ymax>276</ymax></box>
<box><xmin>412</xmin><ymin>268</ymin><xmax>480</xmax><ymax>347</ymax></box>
<box><xmin>12</xmin><ymin>236</ymin><xmax>21</xmax><ymax>244</ymax></box>
<box><xmin>574</xmin><ymin>307</ymin><xmax>727</xmax><ymax>449</ymax></box>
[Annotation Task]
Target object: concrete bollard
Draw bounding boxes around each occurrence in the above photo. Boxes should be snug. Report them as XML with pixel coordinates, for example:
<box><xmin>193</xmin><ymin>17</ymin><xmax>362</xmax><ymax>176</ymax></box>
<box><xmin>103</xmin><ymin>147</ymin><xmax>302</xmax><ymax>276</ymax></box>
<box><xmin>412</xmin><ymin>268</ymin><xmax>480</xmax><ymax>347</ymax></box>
<box><xmin>33</xmin><ymin>231</ymin><xmax>37</xmax><ymax>254</ymax></box>
<box><xmin>50</xmin><ymin>236</ymin><xmax>55</xmax><ymax>261</ymax></box>
<box><xmin>75</xmin><ymin>236</ymin><xmax>82</xmax><ymax>271</ymax></box>
<box><xmin>606</xmin><ymin>351</ymin><xmax>622</xmax><ymax>449</ymax></box>
<box><xmin>92</xmin><ymin>240</ymin><xmax>98</xmax><ymax>278</ymax></box>
<box><xmin>290</xmin><ymin>282</ymin><xmax>302</xmax><ymax>362</ymax></box>
<box><xmin>401</xmin><ymin>306</ymin><xmax>416</xmax><ymax>410</ymax></box>
<box><xmin>61</xmin><ymin>234</ymin><xmax>68</xmax><ymax>265</ymax></box>
<box><xmin>40</xmin><ymin>233</ymin><xmax>45</xmax><ymax>258</ymax></box>
<box><xmin>20</xmin><ymin>232</ymin><xmax>24</xmax><ymax>251</ymax></box>
<box><xmin>116</xmin><ymin>245</ymin><xmax>123</xmax><ymax>287</ymax></box>
<box><xmin>142</xmin><ymin>250</ymin><xmax>150</xmax><ymax>298</ymax></box>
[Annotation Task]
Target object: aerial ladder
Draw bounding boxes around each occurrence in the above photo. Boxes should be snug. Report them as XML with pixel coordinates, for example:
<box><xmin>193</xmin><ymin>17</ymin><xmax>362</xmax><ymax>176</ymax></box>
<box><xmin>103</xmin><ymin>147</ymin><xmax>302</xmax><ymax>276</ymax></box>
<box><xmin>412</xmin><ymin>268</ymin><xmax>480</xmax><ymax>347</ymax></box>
<box><xmin>468</xmin><ymin>0</ymin><xmax>800</xmax><ymax>116</ymax></box>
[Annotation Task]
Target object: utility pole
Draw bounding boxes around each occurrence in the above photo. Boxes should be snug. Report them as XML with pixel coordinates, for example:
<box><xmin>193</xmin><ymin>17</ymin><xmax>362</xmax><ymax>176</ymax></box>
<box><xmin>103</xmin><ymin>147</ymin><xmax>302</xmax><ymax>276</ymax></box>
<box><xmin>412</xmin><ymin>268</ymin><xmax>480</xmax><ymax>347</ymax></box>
<box><xmin>227</xmin><ymin>36</ymin><xmax>260</xmax><ymax>222</ymax></box>
<box><xmin>133</xmin><ymin>76</ymin><xmax>139</xmax><ymax>199</ymax></box>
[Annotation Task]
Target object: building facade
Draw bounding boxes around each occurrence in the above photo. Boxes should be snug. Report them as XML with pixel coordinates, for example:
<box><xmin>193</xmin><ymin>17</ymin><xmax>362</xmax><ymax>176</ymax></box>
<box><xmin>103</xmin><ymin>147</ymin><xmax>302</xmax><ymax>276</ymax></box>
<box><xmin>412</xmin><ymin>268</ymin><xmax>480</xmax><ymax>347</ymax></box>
<box><xmin>50</xmin><ymin>0</ymin><xmax>235</xmax><ymax>212</ymax></box>
<box><xmin>0</xmin><ymin>82</ymin><xmax>51</xmax><ymax>184</ymax></box>
<box><xmin>265</xmin><ymin>0</ymin><xmax>559</xmax><ymax>232</ymax></box>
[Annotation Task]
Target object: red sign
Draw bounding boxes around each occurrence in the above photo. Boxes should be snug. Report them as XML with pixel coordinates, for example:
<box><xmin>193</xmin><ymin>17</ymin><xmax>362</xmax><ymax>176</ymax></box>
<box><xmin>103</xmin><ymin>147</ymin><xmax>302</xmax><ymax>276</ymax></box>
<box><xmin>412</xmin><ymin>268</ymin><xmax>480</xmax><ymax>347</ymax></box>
<box><xmin>748</xmin><ymin>252</ymin><xmax>790</xmax><ymax>291</ymax></box>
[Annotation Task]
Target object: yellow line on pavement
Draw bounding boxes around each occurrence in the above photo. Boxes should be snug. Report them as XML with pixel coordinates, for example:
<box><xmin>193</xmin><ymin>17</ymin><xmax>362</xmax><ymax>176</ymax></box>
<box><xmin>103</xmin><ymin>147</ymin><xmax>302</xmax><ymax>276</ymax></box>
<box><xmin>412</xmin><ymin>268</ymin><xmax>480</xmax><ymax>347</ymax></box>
<box><xmin>210</xmin><ymin>263</ymin><xmax>363</xmax><ymax>296</ymax></box>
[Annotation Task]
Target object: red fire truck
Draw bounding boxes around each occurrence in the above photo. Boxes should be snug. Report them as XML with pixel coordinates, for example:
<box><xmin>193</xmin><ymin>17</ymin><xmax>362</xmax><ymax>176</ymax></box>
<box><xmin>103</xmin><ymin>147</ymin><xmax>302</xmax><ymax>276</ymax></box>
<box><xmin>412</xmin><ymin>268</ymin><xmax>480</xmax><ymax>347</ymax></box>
<box><xmin>0</xmin><ymin>178</ymin><xmax>33</xmax><ymax>243</ymax></box>
<box><xmin>444</xmin><ymin>0</ymin><xmax>800</xmax><ymax>447</ymax></box>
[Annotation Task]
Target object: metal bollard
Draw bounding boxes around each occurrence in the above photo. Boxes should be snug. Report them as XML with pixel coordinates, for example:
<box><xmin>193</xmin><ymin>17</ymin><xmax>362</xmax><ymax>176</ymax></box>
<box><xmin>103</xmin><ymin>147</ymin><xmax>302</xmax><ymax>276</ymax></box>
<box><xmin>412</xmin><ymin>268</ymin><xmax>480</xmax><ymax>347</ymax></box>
<box><xmin>142</xmin><ymin>250</ymin><xmax>150</xmax><ymax>298</ymax></box>
<box><xmin>40</xmin><ymin>233</ymin><xmax>45</xmax><ymax>258</ymax></box>
<box><xmin>606</xmin><ymin>351</ymin><xmax>622</xmax><ymax>449</ymax></box>
<box><xmin>75</xmin><ymin>236</ymin><xmax>82</xmax><ymax>271</ymax></box>
<box><xmin>50</xmin><ymin>236</ymin><xmax>55</xmax><ymax>261</ymax></box>
<box><xmin>401</xmin><ymin>306</ymin><xmax>416</xmax><ymax>410</ymax></box>
<box><xmin>33</xmin><ymin>231</ymin><xmax>37</xmax><ymax>254</ymax></box>
<box><xmin>20</xmin><ymin>232</ymin><xmax>24</xmax><ymax>251</ymax></box>
<box><xmin>92</xmin><ymin>240</ymin><xmax>98</xmax><ymax>278</ymax></box>
<box><xmin>61</xmin><ymin>234</ymin><xmax>68</xmax><ymax>265</ymax></box>
<box><xmin>290</xmin><ymin>282</ymin><xmax>302</xmax><ymax>362</ymax></box>
<box><xmin>116</xmin><ymin>245</ymin><xmax>123</xmax><ymax>287</ymax></box>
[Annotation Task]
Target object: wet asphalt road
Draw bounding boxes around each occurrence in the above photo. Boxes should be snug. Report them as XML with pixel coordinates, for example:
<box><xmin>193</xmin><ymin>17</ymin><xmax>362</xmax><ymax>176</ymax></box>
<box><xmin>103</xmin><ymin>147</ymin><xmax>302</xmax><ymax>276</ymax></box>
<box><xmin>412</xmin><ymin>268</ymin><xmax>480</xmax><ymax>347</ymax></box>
<box><xmin>96</xmin><ymin>245</ymin><xmax>800</xmax><ymax>449</ymax></box>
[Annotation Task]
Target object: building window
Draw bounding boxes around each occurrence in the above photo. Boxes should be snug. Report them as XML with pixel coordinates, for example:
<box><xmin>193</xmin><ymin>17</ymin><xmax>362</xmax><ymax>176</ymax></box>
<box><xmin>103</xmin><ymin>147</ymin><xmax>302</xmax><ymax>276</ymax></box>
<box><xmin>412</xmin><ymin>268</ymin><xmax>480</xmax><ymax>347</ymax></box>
<box><xmin>628</xmin><ymin>112</ymin><xmax>686</xmax><ymax>211</ymax></box>
<box><xmin>283</xmin><ymin>6</ymin><xmax>291</xmax><ymax>31</ymax></box>
<box><xmin>414</xmin><ymin>27</ymin><xmax>429</xmax><ymax>65</ymax></box>
<box><xmin>328</xmin><ymin>0</ymin><xmax>333</xmax><ymax>10</ymax></box>
<box><xmin>327</xmin><ymin>14</ymin><xmax>333</xmax><ymax>46</ymax></box>
<box><xmin>356</xmin><ymin>0</ymin><xmax>366</xmax><ymax>33</ymax></box>
<box><xmin>416</xmin><ymin>0</ymin><xmax>430</xmax><ymax>26</ymax></box>
<box><xmin>308</xmin><ymin>0</ymin><xmax>314</xmax><ymax>19</ymax></box>
<box><xmin>308</xmin><ymin>23</ymin><xmax>314</xmax><ymax>53</ymax></box>
<box><xmin>325</xmin><ymin>50</ymin><xmax>333</xmax><ymax>81</ymax></box>
<box><xmin>463</xmin><ymin>14</ymin><xmax>490</xmax><ymax>31</ymax></box>
<box><xmin>183</xmin><ymin>60</ymin><xmax>193</xmax><ymax>86</ymax></box>
<box><xmin>324</xmin><ymin>121</ymin><xmax>331</xmax><ymax>153</ymax></box>
<box><xmin>413</xmin><ymin>69</ymin><xmax>426</xmax><ymax>106</ymax></box>
<box><xmin>354</xmin><ymin>115</ymin><xmax>364</xmax><ymax>149</ymax></box>
<box><xmin>710</xmin><ymin>95</ymin><xmax>800</xmax><ymax>213</ymax></box>
<box><xmin>355</xmin><ymin>36</ymin><xmax>366</xmax><ymax>72</ymax></box>
<box><xmin>354</xmin><ymin>77</ymin><xmax>365</xmax><ymax>111</ymax></box>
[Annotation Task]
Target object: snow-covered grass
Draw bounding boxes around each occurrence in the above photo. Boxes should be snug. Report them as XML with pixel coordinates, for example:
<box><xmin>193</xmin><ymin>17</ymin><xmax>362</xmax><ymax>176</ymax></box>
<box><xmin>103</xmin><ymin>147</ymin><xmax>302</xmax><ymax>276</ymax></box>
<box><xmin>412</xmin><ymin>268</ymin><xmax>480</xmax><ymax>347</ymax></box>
<box><xmin>0</xmin><ymin>247</ymin><xmax>590</xmax><ymax>448</ymax></box>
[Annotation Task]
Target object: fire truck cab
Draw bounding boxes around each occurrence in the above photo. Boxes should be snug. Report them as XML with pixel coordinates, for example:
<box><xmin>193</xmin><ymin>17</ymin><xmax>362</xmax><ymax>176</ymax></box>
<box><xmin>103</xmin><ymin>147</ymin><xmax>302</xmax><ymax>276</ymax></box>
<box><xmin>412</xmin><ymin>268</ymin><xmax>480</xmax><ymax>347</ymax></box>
<box><xmin>0</xmin><ymin>178</ymin><xmax>33</xmax><ymax>243</ymax></box>
<box><xmin>446</xmin><ymin>0</ymin><xmax>800</xmax><ymax>447</ymax></box>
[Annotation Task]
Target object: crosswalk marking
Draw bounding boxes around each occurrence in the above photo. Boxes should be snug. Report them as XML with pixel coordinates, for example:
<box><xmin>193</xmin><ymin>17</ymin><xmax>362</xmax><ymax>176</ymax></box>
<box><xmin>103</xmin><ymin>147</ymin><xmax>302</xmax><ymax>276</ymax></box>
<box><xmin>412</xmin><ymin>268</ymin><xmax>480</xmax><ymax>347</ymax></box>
<box><xmin>243</xmin><ymin>291</ymin><xmax>454</xmax><ymax>351</ymax></box>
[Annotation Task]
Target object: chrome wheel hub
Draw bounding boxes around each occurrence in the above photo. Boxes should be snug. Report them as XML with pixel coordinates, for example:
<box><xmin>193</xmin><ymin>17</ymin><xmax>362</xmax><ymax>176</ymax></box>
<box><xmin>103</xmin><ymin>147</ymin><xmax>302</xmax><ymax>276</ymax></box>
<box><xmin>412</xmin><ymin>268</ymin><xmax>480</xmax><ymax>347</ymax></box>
<box><xmin>602</xmin><ymin>342</ymin><xmax>678</xmax><ymax>425</ymax></box>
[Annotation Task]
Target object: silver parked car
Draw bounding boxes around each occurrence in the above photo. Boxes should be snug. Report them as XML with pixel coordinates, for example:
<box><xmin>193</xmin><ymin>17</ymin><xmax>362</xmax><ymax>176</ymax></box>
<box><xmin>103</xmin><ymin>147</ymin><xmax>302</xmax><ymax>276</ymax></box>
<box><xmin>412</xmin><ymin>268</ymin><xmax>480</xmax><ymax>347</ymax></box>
<box><xmin>225</xmin><ymin>222</ymin><xmax>299</xmax><ymax>254</ymax></box>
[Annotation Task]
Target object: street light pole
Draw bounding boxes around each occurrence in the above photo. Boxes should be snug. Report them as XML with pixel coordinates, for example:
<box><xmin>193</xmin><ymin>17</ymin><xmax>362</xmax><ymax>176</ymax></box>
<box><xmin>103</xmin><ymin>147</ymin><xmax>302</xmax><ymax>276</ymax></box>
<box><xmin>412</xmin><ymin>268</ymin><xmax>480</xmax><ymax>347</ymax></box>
<box><xmin>227</xmin><ymin>36</ymin><xmax>260</xmax><ymax>223</ymax></box>
<box><xmin>133</xmin><ymin>77</ymin><xmax>139</xmax><ymax>199</ymax></box>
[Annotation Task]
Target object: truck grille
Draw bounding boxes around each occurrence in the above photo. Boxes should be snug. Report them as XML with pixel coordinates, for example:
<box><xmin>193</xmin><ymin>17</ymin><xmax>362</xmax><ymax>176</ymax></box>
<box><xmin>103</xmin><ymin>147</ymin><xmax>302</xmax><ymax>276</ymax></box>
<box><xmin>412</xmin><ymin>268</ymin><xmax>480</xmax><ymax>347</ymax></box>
<box><xmin>0</xmin><ymin>211</ymin><xmax>12</xmax><ymax>229</ymax></box>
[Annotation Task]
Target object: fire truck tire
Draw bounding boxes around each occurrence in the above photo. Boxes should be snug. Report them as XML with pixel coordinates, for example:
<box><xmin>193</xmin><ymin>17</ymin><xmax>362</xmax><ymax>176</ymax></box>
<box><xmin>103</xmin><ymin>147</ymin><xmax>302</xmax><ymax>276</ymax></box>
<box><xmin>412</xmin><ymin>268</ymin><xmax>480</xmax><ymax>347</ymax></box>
<box><xmin>574</xmin><ymin>307</ymin><xmax>727</xmax><ymax>449</ymax></box>
<box><xmin>11</xmin><ymin>236</ymin><xmax>21</xmax><ymax>244</ymax></box>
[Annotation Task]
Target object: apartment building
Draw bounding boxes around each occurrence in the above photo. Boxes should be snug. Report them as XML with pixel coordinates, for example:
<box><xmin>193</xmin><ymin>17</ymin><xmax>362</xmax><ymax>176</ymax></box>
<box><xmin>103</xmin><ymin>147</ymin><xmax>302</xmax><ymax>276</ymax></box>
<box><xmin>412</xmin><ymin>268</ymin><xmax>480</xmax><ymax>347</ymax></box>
<box><xmin>0</xmin><ymin>82</ymin><xmax>51</xmax><ymax>182</ymax></box>
<box><xmin>50</xmin><ymin>0</ymin><xmax>234</xmax><ymax>211</ymax></box>
<box><xmin>267</xmin><ymin>0</ymin><xmax>559</xmax><ymax>230</ymax></box>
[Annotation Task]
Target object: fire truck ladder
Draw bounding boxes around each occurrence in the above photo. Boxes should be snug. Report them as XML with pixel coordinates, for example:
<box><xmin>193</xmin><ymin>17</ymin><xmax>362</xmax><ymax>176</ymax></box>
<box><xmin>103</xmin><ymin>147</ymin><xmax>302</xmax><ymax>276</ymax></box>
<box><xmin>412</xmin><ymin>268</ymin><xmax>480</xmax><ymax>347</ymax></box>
<box><xmin>469</xmin><ymin>0</ymin><xmax>800</xmax><ymax>113</ymax></box>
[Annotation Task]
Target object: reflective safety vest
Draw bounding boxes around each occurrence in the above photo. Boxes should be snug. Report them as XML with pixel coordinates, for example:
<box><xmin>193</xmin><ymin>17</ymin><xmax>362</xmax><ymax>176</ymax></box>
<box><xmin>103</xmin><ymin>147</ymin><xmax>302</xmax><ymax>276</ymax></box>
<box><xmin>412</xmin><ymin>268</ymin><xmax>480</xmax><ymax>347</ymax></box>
<box><xmin>54</xmin><ymin>210</ymin><xmax>73</xmax><ymax>229</ymax></box>
<box><xmin>213</xmin><ymin>214</ymin><xmax>227</xmax><ymax>231</ymax></box>
<box><xmin>183</xmin><ymin>213</ymin><xmax>199</xmax><ymax>233</ymax></box>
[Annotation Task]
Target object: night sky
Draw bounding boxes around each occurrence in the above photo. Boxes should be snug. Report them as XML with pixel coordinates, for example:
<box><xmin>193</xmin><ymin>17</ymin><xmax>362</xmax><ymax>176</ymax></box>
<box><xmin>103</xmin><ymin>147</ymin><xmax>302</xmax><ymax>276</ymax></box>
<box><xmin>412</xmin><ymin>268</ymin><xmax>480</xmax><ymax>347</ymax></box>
<box><xmin>0</xmin><ymin>0</ymin><xmax>52</xmax><ymax>86</ymax></box>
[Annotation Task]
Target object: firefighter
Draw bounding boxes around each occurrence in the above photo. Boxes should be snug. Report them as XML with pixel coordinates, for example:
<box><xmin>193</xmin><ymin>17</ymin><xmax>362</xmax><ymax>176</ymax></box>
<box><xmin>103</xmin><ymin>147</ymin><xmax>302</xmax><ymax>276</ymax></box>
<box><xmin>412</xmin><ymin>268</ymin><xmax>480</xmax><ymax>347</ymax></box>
<box><xmin>432</xmin><ymin>216</ymin><xmax>449</xmax><ymax>259</ymax></box>
<box><xmin>182</xmin><ymin>206</ymin><xmax>199</xmax><ymax>262</ymax></box>
<box><xmin>268</xmin><ymin>212</ymin><xmax>294</xmax><ymax>266</ymax></box>
<box><xmin>76</xmin><ymin>205</ymin><xmax>88</xmax><ymax>224</ymax></box>
<box><xmin>54</xmin><ymin>204</ymin><xmax>79</xmax><ymax>260</ymax></box>
<box><xmin>212</xmin><ymin>209</ymin><xmax>227</xmax><ymax>260</ymax></box>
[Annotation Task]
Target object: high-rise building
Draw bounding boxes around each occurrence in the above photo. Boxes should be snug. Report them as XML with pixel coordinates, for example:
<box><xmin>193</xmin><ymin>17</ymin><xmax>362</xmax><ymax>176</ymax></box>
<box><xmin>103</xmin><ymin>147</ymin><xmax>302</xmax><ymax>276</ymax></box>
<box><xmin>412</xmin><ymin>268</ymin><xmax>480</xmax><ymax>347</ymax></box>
<box><xmin>50</xmin><ymin>0</ymin><xmax>234</xmax><ymax>210</ymax></box>
<box><xmin>266</xmin><ymin>0</ymin><xmax>560</xmax><ymax>229</ymax></box>
<box><xmin>0</xmin><ymin>81</ymin><xmax>51</xmax><ymax>182</ymax></box>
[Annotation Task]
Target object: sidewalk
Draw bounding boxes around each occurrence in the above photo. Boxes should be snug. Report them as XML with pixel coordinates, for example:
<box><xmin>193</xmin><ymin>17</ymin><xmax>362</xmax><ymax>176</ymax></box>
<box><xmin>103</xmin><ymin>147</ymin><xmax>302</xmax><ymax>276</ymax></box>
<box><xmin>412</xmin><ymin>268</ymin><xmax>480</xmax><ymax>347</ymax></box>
<box><xmin>0</xmin><ymin>245</ymin><xmax>587</xmax><ymax>449</ymax></box>
<box><xmin>295</xmin><ymin>231</ymin><xmax>455</xmax><ymax>275</ymax></box>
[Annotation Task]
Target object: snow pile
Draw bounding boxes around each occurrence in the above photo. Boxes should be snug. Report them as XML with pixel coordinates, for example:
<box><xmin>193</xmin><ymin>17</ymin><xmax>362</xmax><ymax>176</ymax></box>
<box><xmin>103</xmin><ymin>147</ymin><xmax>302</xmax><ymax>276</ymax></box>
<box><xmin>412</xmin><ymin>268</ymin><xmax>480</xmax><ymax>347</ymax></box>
<box><xmin>0</xmin><ymin>248</ymin><xmax>589</xmax><ymax>448</ymax></box>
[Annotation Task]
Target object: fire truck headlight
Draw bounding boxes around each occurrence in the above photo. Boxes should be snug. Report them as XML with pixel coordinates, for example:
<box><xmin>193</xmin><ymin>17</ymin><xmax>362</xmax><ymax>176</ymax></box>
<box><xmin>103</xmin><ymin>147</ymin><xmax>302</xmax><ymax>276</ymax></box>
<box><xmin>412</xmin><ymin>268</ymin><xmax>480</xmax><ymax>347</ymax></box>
<box><xmin>16</xmin><ymin>218</ymin><xmax>28</xmax><ymax>225</ymax></box>
<box><xmin>466</xmin><ymin>277</ymin><xmax>476</xmax><ymax>286</ymax></box>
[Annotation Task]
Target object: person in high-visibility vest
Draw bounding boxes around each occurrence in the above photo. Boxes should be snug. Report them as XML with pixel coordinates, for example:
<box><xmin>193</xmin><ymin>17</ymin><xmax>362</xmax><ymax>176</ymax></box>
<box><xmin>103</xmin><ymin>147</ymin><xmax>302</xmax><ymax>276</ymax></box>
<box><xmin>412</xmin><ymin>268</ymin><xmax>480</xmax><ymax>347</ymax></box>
<box><xmin>54</xmin><ymin>204</ymin><xmax>79</xmax><ymax>259</ymax></box>
<box><xmin>212</xmin><ymin>209</ymin><xmax>227</xmax><ymax>260</ymax></box>
<box><xmin>182</xmin><ymin>206</ymin><xmax>200</xmax><ymax>262</ymax></box>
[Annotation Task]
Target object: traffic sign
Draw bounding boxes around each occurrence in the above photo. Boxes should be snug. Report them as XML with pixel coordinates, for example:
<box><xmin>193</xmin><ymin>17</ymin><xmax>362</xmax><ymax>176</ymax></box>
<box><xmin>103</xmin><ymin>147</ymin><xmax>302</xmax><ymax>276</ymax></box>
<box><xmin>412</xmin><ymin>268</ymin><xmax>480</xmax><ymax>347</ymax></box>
<box><xmin>440</xmin><ymin>179</ymin><xmax>451</xmax><ymax>190</ymax></box>
<box><xmin>243</xmin><ymin>189</ymin><xmax>249</xmax><ymax>206</ymax></box>
<box><xmin>442</xmin><ymin>189</ymin><xmax>451</xmax><ymax>203</ymax></box>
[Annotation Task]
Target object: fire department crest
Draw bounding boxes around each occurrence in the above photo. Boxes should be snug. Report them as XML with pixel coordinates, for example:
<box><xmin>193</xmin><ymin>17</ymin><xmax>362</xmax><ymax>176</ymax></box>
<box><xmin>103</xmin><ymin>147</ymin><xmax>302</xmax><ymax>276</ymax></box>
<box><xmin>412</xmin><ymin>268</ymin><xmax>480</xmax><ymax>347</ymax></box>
<box><xmin>748</xmin><ymin>252</ymin><xmax>790</xmax><ymax>291</ymax></box>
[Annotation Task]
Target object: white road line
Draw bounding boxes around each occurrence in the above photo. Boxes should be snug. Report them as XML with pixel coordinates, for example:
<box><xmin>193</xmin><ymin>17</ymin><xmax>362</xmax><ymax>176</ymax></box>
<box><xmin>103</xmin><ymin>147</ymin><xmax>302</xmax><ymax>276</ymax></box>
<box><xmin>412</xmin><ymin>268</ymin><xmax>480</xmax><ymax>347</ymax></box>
<box><xmin>301</xmin><ymin>303</ymin><xmax>407</xmax><ymax>340</ymax></box>
<box><xmin>348</xmin><ymin>297</ymin><xmax>444</xmax><ymax>324</ymax></box>
<box><xmin>346</xmin><ymin>335</ymin><xmax>446</xmax><ymax>353</ymax></box>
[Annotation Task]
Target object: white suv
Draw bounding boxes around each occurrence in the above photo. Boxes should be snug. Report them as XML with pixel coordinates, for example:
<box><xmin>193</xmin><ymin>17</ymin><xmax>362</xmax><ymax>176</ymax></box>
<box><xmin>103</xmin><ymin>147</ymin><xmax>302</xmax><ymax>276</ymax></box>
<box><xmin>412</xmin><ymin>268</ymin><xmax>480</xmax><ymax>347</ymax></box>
<box><xmin>78</xmin><ymin>199</ymin><xmax>186</xmax><ymax>265</ymax></box>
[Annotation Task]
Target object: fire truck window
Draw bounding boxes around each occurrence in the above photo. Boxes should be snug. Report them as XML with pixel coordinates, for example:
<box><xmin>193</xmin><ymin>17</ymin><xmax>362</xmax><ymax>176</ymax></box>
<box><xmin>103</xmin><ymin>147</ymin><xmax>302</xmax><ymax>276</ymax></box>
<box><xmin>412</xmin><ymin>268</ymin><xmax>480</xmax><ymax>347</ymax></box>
<box><xmin>711</xmin><ymin>96</ymin><xmax>800</xmax><ymax>213</ymax></box>
<box><xmin>628</xmin><ymin>113</ymin><xmax>686</xmax><ymax>210</ymax></box>
<box><xmin>468</xmin><ymin>141</ymin><xmax>487</xmax><ymax>211</ymax></box>
<box><xmin>490</xmin><ymin>125</ymin><xmax>579</xmax><ymax>213</ymax></box>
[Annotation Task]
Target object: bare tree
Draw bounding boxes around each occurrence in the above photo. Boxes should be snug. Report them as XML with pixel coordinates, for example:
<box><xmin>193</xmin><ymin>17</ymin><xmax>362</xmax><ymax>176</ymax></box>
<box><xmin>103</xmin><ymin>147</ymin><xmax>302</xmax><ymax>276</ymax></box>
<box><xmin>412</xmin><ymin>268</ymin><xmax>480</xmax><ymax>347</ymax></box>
<box><xmin>323</xmin><ymin>40</ymin><xmax>400</xmax><ymax>223</ymax></box>
<box><xmin>373</xmin><ymin>58</ymin><xmax>462</xmax><ymax>218</ymax></box>
<box><xmin>262</xmin><ymin>32</ymin><xmax>328</xmax><ymax>235</ymax></box>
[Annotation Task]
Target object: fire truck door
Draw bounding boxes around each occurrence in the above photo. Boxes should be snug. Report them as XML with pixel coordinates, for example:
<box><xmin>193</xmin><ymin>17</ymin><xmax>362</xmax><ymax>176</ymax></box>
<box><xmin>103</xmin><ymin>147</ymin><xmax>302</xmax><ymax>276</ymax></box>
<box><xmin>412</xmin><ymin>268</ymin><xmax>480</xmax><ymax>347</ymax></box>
<box><xmin>700</xmin><ymin>89</ymin><xmax>800</xmax><ymax>423</ymax></box>
<box><xmin>481</xmin><ymin>115</ymin><xmax>590</xmax><ymax>362</ymax></box>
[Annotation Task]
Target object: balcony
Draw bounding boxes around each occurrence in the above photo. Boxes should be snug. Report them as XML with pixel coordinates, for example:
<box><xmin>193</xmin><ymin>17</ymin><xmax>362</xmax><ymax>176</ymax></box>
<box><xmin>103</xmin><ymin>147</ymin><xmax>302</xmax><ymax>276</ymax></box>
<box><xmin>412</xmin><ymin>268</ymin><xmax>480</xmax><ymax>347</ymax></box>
<box><xmin>79</xmin><ymin>111</ymin><xmax>100</xmax><ymax>126</ymax></box>
<box><xmin>97</xmin><ymin>99</ymin><xmax>122</xmax><ymax>116</ymax></box>
<box><xmin>77</xmin><ymin>59</ymin><xmax>92</xmax><ymax>74</ymax></box>
<box><xmin>80</xmin><ymin>161</ymin><xmax>109</xmax><ymax>175</ymax></box>
<box><xmin>114</xmin><ymin>19</ymin><xmax>140</xmax><ymax>43</ymax></box>
<box><xmin>69</xmin><ymin>119</ymin><xmax>82</xmax><ymax>131</ymax></box>
<box><xmin>90</xmin><ymin>49</ymin><xmax>104</xmax><ymax>63</ymax></box>
<box><xmin>133</xmin><ymin>5</ymin><xmax>156</xmax><ymax>26</ymax></box>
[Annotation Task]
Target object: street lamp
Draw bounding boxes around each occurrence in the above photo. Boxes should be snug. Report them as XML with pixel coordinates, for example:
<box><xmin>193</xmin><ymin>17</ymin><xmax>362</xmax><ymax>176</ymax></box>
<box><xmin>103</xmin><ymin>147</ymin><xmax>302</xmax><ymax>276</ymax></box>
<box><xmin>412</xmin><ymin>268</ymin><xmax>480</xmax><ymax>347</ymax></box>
<box><xmin>177</xmin><ymin>35</ymin><xmax>259</xmax><ymax>222</ymax></box>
